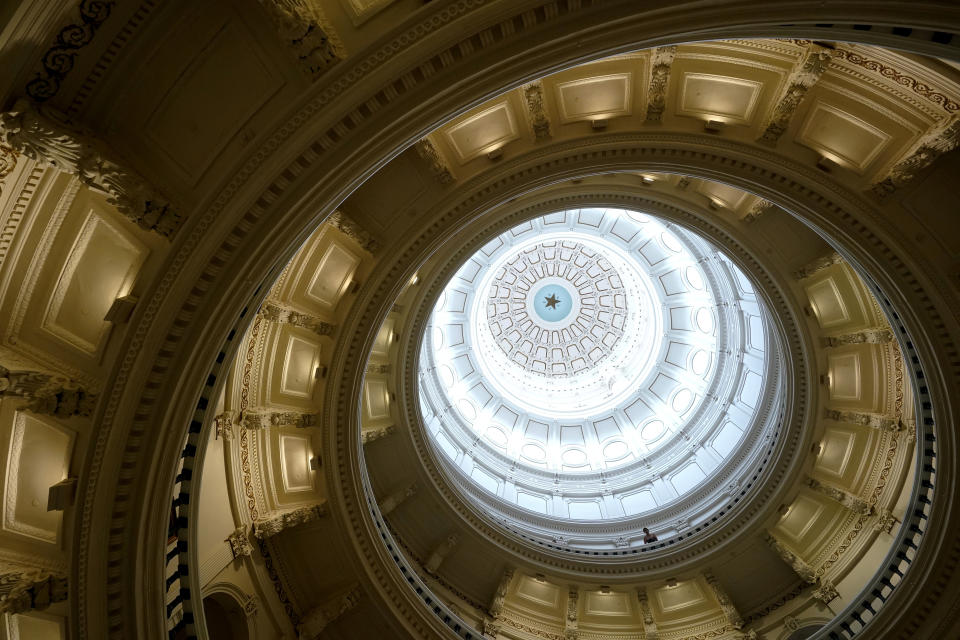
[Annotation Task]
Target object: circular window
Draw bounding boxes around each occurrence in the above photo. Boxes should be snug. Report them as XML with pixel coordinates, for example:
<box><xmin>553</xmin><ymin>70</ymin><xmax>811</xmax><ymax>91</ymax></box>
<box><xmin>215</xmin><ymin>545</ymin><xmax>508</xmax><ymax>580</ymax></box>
<box><xmin>418</xmin><ymin>208</ymin><xmax>781</xmax><ymax>548</ymax></box>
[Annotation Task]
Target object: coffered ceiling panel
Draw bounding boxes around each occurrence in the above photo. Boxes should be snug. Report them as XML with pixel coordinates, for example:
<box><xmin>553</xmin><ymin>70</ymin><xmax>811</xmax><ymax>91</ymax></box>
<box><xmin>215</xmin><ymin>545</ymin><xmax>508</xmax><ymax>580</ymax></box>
<box><xmin>5</xmin><ymin>611</ymin><xmax>65</xmax><ymax>640</ymax></box>
<box><xmin>2</xmin><ymin>412</ymin><xmax>72</xmax><ymax>544</ymax></box>
<box><xmin>306</xmin><ymin>243</ymin><xmax>361</xmax><ymax>311</ymax></box>
<box><xmin>776</xmin><ymin>492</ymin><xmax>847</xmax><ymax>558</ymax></box>
<box><xmin>815</xmin><ymin>425</ymin><xmax>878</xmax><ymax>495</ymax></box>
<box><xmin>266</xmin><ymin>325</ymin><xmax>321</xmax><ymax>409</ymax></box>
<box><xmin>363</xmin><ymin>378</ymin><xmax>391</xmax><ymax>421</ymax></box>
<box><xmin>279</xmin><ymin>433</ymin><xmax>315</xmax><ymax>494</ymax></box>
<box><xmin>144</xmin><ymin>19</ymin><xmax>284</xmax><ymax>185</ymax></box>
<box><xmin>796</xmin><ymin>101</ymin><xmax>891</xmax><ymax>172</ymax></box>
<box><xmin>338</xmin><ymin>0</ymin><xmax>395</xmax><ymax>25</ymax></box>
<box><xmin>677</xmin><ymin>73</ymin><xmax>763</xmax><ymax>125</ymax></box>
<box><xmin>828</xmin><ymin>352</ymin><xmax>862</xmax><ymax>402</ymax></box>
<box><xmin>653</xmin><ymin>579</ymin><xmax>705</xmax><ymax>615</ymax></box>
<box><xmin>804</xmin><ymin>264</ymin><xmax>874</xmax><ymax>331</ymax></box>
<box><xmin>444</xmin><ymin>100</ymin><xmax>520</xmax><ymax>163</ymax></box>
<box><xmin>42</xmin><ymin>209</ymin><xmax>146</xmax><ymax>357</ymax></box>
<box><xmin>555</xmin><ymin>73</ymin><xmax>634</xmax><ymax>123</ymax></box>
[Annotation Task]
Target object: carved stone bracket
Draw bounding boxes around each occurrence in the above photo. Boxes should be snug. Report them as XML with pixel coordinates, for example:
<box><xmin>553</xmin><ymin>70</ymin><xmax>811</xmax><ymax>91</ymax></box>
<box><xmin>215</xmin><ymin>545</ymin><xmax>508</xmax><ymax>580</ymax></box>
<box><xmin>366</xmin><ymin>363</ymin><xmax>391</xmax><ymax>375</ymax></box>
<box><xmin>0</xmin><ymin>143</ymin><xmax>18</xmax><ymax>195</ymax></box>
<box><xmin>522</xmin><ymin>80</ymin><xmax>552</xmax><ymax>140</ymax></box>
<box><xmin>765</xmin><ymin>532</ymin><xmax>817</xmax><ymax>584</ymax></box>
<box><xmin>812</xmin><ymin>579</ymin><xmax>839</xmax><ymax>604</ymax></box>
<box><xmin>253</xmin><ymin>501</ymin><xmax>328</xmax><ymax>539</ymax></box>
<box><xmin>297</xmin><ymin>584</ymin><xmax>361</xmax><ymax>639</ymax></box>
<box><xmin>481</xmin><ymin>618</ymin><xmax>502</xmax><ymax>638</ymax></box>
<box><xmin>327</xmin><ymin>210</ymin><xmax>380</xmax><ymax>254</ymax></box>
<box><xmin>759</xmin><ymin>46</ymin><xmax>832</xmax><ymax>144</ymax></box>
<box><xmin>873</xmin><ymin>508</ymin><xmax>899</xmax><ymax>534</ymax></box>
<box><xmin>793</xmin><ymin>251</ymin><xmax>842</xmax><ymax>280</ymax></box>
<box><xmin>256</xmin><ymin>0</ymin><xmax>345</xmax><ymax>79</ymax></box>
<box><xmin>823</xmin><ymin>328</ymin><xmax>894</xmax><ymax>347</ymax></box>
<box><xmin>415</xmin><ymin>138</ymin><xmax>454</xmax><ymax>185</ymax></box>
<box><xmin>227</xmin><ymin>526</ymin><xmax>254</xmax><ymax>559</ymax></box>
<box><xmin>705</xmin><ymin>571</ymin><xmax>744</xmax><ymax>629</ymax></box>
<box><xmin>743</xmin><ymin>198</ymin><xmax>775</xmax><ymax>224</ymax></box>
<box><xmin>0</xmin><ymin>99</ymin><xmax>180</xmax><ymax>236</ymax></box>
<box><xmin>0</xmin><ymin>568</ymin><xmax>67</xmax><ymax>615</ymax></box>
<box><xmin>872</xmin><ymin>118</ymin><xmax>960</xmax><ymax>198</ymax></box>
<box><xmin>241</xmin><ymin>408</ymin><xmax>317</xmax><ymax>429</ymax></box>
<box><xmin>0</xmin><ymin>365</ymin><xmax>96</xmax><ymax>417</ymax></box>
<box><xmin>361</xmin><ymin>424</ymin><xmax>396</xmax><ymax>445</ymax></box>
<box><xmin>805</xmin><ymin>476</ymin><xmax>872</xmax><ymax>515</ymax></box>
<box><xmin>425</xmin><ymin>534</ymin><xmax>458</xmax><ymax>573</ymax></box>
<box><xmin>378</xmin><ymin>482</ymin><xmax>417</xmax><ymax>516</ymax></box>
<box><xmin>645</xmin><ymin>46</ymin><xmax>678</xmax><ymax>123</ymax></box>
<box><xmin>564</xmin><ymin>587</ymin><xmax>580</xmax><ymax>640</ymax></box>
<box><xmin>824</xmin><ymin>408</ymin><xmax>901</xmax><ymax>432</ymax></box>
<box><xmin>214</xmin><ymin>410</ymin><xmax>238</xmax><ymax>441</ymax></box>
<box><xmin>637</xmin><ymin>588</ymin><xmax>659</xmax><ymax>640</ymax></box>
<box><xmin>259</xmin><ymin>302</ymin><xmax>336</xmax><ymax>336</ymax></box>
<box><xmin>488</xmin><ymin>567</ymin><xmax>514</xmax><ymax>618</ymax></box>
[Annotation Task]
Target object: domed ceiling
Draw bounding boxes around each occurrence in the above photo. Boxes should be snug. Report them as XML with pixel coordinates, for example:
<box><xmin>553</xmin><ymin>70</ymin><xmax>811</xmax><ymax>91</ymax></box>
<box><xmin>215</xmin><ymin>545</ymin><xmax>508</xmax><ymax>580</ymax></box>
<box><xmin>419</xmin><ymin>207</ymin><xmax>780</xmax><ymax>546</ymax></box>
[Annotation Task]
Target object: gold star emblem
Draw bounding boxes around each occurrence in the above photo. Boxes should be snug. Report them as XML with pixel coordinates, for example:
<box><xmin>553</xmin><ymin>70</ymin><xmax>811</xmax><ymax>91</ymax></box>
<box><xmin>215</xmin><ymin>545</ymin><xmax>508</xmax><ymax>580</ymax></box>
<box><xmin>544</xmin><ymin>293</ymin><xmax>560</xmax><ymax>309</ymax></box>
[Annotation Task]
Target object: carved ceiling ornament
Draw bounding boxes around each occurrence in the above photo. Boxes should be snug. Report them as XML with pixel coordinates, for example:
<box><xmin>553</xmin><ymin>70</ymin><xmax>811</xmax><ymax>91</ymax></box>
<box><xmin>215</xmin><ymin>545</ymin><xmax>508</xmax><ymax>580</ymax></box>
<box><xmin>26</xmin><ymin>0</ymin><xmax>116</xmax><ymax>103</ymax></box>
<box><xmin>256</xmin><ymin>0</ymin><xmax>345</xmax><ymax>79</ymax></box>
<box><xmin>644</xmin><ymin>46</ymin><xmax>678</xmax><ymax>123</ymax></box>
<box><xmin>0</xmin><ymin>365</ymin><xmax>96</xmax><ymax>417</ymax></box>
<box><xmin>414</xmin><ymin>138</ymin><xmax>455</xmax><ymax>185</ymax></box>
<box><xmin>523</xmin><ymin>80</ymin><xmax>552</xmax><ymax>141</ymax></box>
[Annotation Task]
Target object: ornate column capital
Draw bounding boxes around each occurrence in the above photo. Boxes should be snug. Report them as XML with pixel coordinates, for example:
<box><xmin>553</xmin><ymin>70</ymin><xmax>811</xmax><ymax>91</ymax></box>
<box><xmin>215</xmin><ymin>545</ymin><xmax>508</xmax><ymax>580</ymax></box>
<box><xmin>0</xmin><ymin>568</ymin><xmax>67</xmax><ymax>614</ymax></box>
<box><xmin>241</xmin><ymin>408</ymin><xmax>317</xmax><ymax>430</ymax></box>
<box><xmin>765</xmin><ymin>532</ymin><xmax>817</xmax><ymax>584</ymax></box>
<box><xmin>0</xmin><ymin>99</ymin><xmax>180</xmax><ymax>236</ymax></box>
<box><xmin>0</xmin><ymin>365</ymin><xmax>96</xmax><ymax>417</ymax></box>
<box><xmin>253</xmin><ymin>501</ymin><xmax>329</xmax><ymax>539</ymax></box>
<box><xmin>644</xmin><ymin>46</ymin><xmax>678</xmax><ymax>123</ymax></box>
<box><xmin>227</xmin><ymin>526</ymin><xmax>253</xmax><ymax>559</ymax></box>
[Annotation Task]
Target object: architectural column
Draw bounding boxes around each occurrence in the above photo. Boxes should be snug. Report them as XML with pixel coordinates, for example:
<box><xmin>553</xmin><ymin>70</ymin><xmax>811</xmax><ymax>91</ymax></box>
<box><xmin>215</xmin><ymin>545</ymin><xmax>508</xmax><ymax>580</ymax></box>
<box><xmin>872</xmin><ymin>117</ymin><xmax>960</xmax><ymax>198</ymax></box>
<box><xmin>255</xmin><ymin>0</ymin><xmax>344</xmax><ymax>79</ymax></box>
<box><xmin>241</xmin><ymin>408</ymin><xmax>317</xmax><ymax>429</ymax></box>
<box><xmin>823</xmin><ymin>328</ymin><xmax>894</xmax><ymax>347</ymax></box>
<box><xmin>0</xmin><ymin>99</ymin><xmax>180</xmax><ymax>236</ymax></box>
<box><xmin>253</xmin><ymin>501</ymin><xmax>328</xmax><ymax>539</ymax></box>
<box><xmin>424</xmin><ymin>534</ymin><xmax>458</xmax><ymax>574</ymax></box>
<box><xmin>637</xmin><ymin>587</ymin><xmax>659</xmax><ymax>640</ymax></box>
<box><xmin>758</xmin><ymin>46</ymin><xmax>832</xmax><ymax>144</ymax></box>
<box><xmin>764</xmin><ymin>532</ymin><xmax>817</xmax><ymax>584</ymax></box>
<box><xmin>644</xmin><ymin>46</ymin><xmax>678</xmax><ymax>123</ymax></box>
<box><xmin>522</xmin><ymin>80</ymin><xmax>552</xmax><ymax>140</ymax></box>
<box><xmin>297</xmin><ymin>584</ymin><xmax>361</xmax><ymax>639</ymax></box>
<box><xmin>0</xmin><ymin>365</ymin><xmax>96</xmax><ymax>417</ymax></box>
<box><xmin>564</xmin><ymin>587</ymin><xmax>580</xmax><ymax>640</ymax></box>
<box><xmin>805</xmin><ymin>476</ymin><xmax>872</xmax><ymax>515</ymax></box>
<box><xmin>824</xmin><ymin>409</ymin><xmax>901</xmax><ymax>432</ymax></box>
<box><xmin>704</xmin><ymin>571</ymin><xmax>744</xmax><ymax>629</ymax></box>
<box><xmin>378</xmin><ymin>482</ymin><xmax>417</xmax><ymax>516</ymax></box>
<box><xmin>793</xmin><ymin>251</ymin><xmax>842</xmax><ymax>280</ymax></box>
<box><xmin>259</xmin><ymin>302</ymin><xmax>336</xmax><ymax>336</ymax></box>
<box><xmin>327</xmin><ymin>210</ymin><xmax>380</xmax><ymax>254</ymax></box>
<box><xmin>0</xmin><ymin>567</ymin><xmax>67</xmax><ymax>615</ymax></box>
<box><xmin>361</xmin><ymin>424</ymin><xmax>397</xmax><ymax>445</ymax></box>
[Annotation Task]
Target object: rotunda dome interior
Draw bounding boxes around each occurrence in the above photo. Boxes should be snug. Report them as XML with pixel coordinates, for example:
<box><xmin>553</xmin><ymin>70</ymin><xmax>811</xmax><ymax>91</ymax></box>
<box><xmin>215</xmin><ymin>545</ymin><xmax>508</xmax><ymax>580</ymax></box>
<box><xmin>0</xmin><ymin>3</ymin><xmax>958</xmax><ymax>640</ymax></box>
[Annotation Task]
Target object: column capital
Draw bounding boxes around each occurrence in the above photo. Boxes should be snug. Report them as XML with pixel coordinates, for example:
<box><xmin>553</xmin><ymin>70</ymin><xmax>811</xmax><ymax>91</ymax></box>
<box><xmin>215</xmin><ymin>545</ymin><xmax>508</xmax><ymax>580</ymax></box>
<box><xmin>253</xmin><ymin>501</ymin><xmax>328</xmax><ymax>539</ymax></box>
<box><xmin>0</xmin><ymin>99</ymin><xmax>180</xmax><ymax>236</ymax></box>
